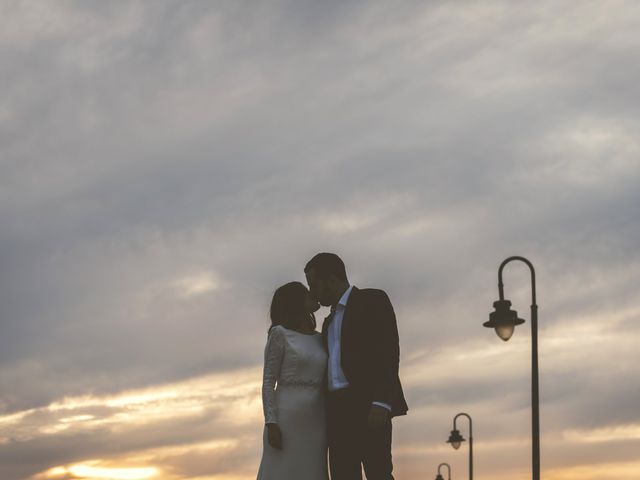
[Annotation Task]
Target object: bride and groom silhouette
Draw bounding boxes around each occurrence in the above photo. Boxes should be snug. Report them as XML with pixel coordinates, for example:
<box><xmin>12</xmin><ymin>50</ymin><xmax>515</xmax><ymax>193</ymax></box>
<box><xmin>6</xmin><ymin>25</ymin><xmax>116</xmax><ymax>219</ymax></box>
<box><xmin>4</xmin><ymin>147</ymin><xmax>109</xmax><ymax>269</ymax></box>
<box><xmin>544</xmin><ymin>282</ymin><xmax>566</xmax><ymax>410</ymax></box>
<box><xmin>257</xmin><ymin>253</ymin><xmax>408</xmax><ymax>480</ymax></box>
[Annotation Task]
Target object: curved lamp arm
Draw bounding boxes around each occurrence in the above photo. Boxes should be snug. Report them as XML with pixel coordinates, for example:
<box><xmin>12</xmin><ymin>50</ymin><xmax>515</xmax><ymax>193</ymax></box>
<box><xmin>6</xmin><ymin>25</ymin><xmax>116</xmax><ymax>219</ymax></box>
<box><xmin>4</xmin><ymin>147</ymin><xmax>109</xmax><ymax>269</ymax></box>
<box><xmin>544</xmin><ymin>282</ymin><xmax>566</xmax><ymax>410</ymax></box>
<box><xmin>498</xmin><ymin>256</ymin><xmax>537</xmax><ymax>307</ymax></box>
<box><xmin>453</xmin><ymin>412</ymin><xmax>473</xmax><ymax>439</ymax></box>
<box><xmin>438</xmin><ymin>462</ymin><xmax>451</xmax><ymax>480</ymax></box>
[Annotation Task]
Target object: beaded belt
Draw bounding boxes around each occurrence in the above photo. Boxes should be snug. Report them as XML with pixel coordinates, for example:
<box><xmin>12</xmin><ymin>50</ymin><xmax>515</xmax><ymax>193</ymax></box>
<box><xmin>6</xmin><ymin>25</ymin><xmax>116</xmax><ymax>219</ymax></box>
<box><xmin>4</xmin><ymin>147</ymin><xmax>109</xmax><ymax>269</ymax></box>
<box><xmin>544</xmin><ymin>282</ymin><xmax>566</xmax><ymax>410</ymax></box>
<box><xmin>278</xmin><ymin>379</ymin><xmax>322</xmax><ymax>388</ymax></box>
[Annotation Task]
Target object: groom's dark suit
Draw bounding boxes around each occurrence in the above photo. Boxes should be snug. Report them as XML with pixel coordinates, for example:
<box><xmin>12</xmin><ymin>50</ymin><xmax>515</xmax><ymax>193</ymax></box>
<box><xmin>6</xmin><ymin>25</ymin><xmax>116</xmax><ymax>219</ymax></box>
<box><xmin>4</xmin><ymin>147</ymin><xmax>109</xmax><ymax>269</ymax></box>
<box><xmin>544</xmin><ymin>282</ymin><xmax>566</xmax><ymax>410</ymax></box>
<box><xmin>322</xmin><ymin>286</ymin><xmax>408</xmax><ymax>480</ymax></box>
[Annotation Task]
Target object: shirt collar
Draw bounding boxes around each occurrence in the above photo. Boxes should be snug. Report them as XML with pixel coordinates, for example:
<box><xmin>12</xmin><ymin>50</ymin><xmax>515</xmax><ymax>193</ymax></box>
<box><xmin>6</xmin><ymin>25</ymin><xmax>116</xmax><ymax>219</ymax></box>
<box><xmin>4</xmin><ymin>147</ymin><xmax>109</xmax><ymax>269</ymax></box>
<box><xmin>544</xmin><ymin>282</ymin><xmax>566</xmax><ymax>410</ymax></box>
<box><xmin>336</xmin><ymin>285</ymin><xmax>353</xmax><ymax>308</ymax></box>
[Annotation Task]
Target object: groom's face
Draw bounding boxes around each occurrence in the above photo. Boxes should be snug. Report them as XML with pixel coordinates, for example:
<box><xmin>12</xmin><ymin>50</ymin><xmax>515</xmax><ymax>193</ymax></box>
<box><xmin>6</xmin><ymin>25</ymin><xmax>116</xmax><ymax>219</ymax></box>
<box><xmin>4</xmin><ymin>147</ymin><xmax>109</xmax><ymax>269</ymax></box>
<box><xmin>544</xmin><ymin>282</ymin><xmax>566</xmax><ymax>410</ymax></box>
<box><xmin>305</xmin><ymin>268</ymin><xmax>333</xmax><ymax>307</ymax></box>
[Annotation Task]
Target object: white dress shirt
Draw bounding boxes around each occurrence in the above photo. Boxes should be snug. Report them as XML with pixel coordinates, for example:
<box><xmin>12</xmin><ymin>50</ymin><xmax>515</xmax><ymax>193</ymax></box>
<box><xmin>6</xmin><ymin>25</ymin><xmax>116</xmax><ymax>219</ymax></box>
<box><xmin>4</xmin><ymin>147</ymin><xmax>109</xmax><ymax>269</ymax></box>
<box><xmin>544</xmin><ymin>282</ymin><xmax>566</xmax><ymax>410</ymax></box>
<box><xmin>327</xmin><ymin>285</ymin><xmax>391</xmax><ymax>411</ymax></box>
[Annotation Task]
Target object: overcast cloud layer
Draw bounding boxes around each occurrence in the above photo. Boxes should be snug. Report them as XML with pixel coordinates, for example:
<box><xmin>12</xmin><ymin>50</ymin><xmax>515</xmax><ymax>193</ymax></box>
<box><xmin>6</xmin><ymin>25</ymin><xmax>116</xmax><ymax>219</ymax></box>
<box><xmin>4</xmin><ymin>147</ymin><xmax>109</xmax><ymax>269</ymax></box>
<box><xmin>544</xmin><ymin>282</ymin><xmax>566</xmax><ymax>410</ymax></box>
<box><xmin>1</xmin><ymin>1</ymin><xmax>640</xmax><ymax>479</ymax></box>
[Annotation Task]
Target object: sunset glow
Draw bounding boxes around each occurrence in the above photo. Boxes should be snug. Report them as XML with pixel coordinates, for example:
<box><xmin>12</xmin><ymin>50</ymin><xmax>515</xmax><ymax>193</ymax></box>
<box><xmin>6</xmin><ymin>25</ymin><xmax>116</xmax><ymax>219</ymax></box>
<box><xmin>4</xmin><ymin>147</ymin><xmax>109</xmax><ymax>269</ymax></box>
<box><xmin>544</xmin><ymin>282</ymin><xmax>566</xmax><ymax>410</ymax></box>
<box><xmin>41</xmin><ymin>463</ymin><xmax>159</xmax><ymax>480</ymax></box>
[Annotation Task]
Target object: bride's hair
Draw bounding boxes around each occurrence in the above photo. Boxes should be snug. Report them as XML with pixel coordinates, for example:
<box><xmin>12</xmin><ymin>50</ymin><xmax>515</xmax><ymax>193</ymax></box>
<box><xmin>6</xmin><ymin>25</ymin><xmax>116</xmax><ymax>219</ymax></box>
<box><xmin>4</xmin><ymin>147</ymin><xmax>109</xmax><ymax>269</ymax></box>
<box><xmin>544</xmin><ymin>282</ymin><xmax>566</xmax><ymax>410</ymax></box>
<box><xmin>269</xmin><ymin>281</ymin><xmax>316</xmax><ymax>333</ymax></box>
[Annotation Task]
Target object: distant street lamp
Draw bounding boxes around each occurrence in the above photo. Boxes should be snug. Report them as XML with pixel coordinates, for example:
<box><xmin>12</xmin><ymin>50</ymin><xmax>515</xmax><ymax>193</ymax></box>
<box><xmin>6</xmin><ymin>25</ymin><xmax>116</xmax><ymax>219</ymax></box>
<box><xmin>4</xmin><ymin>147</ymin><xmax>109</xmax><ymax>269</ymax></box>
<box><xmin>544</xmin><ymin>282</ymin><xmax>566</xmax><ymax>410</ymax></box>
<box><xmin>483</xmin><ymin>256</ymin><xmax>540</xmax><ymax>480</ymax></box>
<box><xmin>435</xmin><ymin>462</ymin><xmax>451</xmax><ymax>480</ymax></box>
<box><xmin>446</xmin><ymin>413</ymin><xmax>473</xmax><ymax>480</ymax></box>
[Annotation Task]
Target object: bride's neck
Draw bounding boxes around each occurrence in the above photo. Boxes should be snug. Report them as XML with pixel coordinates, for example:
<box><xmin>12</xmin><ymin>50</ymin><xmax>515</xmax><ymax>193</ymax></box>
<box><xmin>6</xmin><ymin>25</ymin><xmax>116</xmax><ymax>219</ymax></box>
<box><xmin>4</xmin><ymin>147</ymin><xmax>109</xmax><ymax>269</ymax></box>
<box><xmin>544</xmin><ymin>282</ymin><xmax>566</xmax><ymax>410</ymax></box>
<box><xmin>291</xmin><ymin>320</ymin><xmax>314</xmax><ymax>334</ymax></box>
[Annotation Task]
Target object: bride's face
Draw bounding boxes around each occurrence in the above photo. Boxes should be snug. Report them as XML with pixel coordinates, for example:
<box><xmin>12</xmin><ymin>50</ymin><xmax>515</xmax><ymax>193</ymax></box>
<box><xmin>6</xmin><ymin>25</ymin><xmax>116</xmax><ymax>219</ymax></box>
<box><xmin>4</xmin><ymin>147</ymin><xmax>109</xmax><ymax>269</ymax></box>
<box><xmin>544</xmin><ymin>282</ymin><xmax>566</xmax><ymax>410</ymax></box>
<box><xmin>304</xmin><ymin>290</ymin><xmax>321</xmax><ymax>314</ymax></box>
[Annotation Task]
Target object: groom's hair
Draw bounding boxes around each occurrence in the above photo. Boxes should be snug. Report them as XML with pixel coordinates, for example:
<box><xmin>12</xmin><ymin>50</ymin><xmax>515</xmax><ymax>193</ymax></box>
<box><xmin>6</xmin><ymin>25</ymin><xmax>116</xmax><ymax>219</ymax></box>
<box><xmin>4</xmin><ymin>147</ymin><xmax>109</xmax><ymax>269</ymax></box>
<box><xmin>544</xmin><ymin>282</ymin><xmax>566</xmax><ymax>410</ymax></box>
<box><xmin>304</xmin><ymin>252</ymin><xmax>347</xmax><ymax>281</ymax></box>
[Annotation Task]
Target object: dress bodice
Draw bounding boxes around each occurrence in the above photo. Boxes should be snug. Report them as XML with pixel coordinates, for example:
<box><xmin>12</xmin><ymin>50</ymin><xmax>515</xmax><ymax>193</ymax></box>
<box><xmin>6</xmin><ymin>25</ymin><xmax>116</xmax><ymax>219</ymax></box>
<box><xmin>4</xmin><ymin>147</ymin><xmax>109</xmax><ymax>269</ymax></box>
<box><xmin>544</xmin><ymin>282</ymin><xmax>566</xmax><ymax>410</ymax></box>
<box><xmin>261</xmin><ymin>325</ymin><xmax>327</xmax><ymax>424</ymax></box>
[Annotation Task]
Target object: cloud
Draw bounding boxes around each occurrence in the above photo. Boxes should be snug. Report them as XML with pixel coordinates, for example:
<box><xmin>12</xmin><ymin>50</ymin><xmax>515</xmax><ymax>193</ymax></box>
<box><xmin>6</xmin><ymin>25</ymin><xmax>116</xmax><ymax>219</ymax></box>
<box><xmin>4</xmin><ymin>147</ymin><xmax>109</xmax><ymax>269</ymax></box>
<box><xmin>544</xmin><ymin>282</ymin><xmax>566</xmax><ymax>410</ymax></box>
<box><xmin>0</xmin><ymin>368</ymin><xmax>262</xmax><ymax>479</ymax></box>
<box><xmin>1</xmin><ymin>0</ymin><xmax>640</xmax><ymax>478</ymax></box>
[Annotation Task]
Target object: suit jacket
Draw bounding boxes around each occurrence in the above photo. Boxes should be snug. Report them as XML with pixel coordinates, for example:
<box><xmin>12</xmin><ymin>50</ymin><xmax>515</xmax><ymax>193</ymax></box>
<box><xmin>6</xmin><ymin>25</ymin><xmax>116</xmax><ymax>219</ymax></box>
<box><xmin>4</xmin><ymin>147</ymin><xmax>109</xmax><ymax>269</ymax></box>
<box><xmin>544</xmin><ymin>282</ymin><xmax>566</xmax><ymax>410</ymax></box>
<box><xmin>322</xmin><ymin>286</ymin><xmax>408</xmax><ymax>417</ymax></box>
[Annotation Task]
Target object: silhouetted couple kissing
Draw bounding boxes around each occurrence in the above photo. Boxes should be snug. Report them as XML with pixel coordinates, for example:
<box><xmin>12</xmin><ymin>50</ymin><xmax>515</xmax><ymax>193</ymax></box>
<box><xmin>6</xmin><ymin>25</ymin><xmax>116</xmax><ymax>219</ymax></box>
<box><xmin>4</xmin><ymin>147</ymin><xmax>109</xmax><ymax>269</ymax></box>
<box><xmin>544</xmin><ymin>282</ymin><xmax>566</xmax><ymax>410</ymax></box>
<box><xmin>257</xmin><ymin>253</ymin><xmax>408</xmax><ymax>480</ymax></box>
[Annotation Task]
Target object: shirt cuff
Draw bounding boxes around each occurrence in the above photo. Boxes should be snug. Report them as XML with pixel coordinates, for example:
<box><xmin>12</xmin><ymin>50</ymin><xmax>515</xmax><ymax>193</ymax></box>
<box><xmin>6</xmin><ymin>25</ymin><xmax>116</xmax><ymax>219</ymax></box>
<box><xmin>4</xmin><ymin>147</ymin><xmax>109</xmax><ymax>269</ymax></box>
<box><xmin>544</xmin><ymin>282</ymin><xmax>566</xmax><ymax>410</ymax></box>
<box><xmin>372</xmin><ymin>401</ymin><xmax>392</xmax><ymax>411</ymax></box>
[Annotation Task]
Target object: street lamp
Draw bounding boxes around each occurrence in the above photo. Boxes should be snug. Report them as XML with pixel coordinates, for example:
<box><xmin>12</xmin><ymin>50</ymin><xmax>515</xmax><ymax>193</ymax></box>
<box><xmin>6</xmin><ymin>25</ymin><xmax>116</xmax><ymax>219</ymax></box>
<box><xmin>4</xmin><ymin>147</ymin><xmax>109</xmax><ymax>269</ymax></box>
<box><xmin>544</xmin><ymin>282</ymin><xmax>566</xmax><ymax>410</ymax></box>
<box><xmin>483</xmin><ymin>256</ymin><xmax>540</xmax><ymax>480</ymax></box>
<box><xmin>446</xmin><ymin>413</ymin><xmax>473</xmax><ymax>480</ymax></box>
<box><xmin>435</xmin><ymin>462</ymin><xmax>451</xmax><ymax>480</ymax></box>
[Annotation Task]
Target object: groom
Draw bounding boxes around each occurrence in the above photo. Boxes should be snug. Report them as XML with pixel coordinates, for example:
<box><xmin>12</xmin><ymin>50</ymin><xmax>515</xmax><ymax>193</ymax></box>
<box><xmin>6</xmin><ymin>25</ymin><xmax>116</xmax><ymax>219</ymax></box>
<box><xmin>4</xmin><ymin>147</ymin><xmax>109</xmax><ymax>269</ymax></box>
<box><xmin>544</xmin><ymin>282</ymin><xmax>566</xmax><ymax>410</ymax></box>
<box><xmin>305</xmin><ymin>253</ymin><xmax>408</xmax><ymax>480</ymax></box>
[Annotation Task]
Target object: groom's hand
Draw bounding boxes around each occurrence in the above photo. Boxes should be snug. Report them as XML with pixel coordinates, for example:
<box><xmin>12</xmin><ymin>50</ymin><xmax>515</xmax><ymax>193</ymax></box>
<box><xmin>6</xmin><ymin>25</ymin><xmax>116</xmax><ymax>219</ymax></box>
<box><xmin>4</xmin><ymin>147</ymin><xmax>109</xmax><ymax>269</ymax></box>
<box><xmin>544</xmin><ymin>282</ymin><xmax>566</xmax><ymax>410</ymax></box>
<box><xmin>368</xmin><ymin>404</ymin><xmax>391</xmax><ymax>429</ymax></box>
<box><xmin>267</xmin><ymin>423</ymin><xmax>283</xmax><ymax>449</ymax></box>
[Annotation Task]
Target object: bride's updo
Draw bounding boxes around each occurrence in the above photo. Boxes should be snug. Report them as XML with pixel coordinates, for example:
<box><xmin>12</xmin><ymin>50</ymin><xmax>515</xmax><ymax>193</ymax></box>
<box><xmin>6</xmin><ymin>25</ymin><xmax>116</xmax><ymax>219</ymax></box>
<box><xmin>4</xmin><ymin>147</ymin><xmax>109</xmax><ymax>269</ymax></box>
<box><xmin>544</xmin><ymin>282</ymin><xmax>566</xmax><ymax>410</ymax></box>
<box><xmin>269</xmin><ymin>281</ymin><xmax>316</xmax><ymax>333</ymax></box>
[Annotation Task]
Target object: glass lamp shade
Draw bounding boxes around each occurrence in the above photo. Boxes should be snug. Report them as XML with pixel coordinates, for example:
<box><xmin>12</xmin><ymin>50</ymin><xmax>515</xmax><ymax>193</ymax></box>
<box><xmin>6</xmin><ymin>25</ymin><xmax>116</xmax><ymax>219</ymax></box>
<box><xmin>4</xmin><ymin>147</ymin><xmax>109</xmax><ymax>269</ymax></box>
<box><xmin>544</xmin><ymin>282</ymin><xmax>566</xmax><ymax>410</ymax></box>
<box><xmin>495</xmin><ymin>323</ymin><xmax>515</xmax><ymax>341</ymax></box>
<box><xmin>483</xmin><ymin>299</ymin><xmax>525</xmax><ymax>342</ymax></box>
<box><xmin>447</xmin><ymin>429</ymin><xmax>465</xmax><ymax>450</ymax></box>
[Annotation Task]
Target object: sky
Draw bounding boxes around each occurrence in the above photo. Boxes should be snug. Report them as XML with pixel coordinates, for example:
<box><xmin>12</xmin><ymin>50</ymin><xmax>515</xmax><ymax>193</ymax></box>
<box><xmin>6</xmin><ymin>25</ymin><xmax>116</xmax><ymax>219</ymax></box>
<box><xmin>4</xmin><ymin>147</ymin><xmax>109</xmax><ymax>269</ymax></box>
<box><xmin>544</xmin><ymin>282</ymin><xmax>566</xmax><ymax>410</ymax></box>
<box><xmin>1</xmin><ymin>0</ymin><xmax>640</xmax><ymax>479</ymax></box>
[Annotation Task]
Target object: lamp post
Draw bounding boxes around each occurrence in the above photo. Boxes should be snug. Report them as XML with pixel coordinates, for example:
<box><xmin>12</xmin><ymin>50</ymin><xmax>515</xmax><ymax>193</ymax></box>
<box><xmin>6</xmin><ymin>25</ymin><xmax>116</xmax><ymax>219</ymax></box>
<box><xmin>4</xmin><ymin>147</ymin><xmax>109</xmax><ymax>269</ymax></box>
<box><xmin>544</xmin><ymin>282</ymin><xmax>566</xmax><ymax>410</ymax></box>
<box><xmin>435</xmin><ymin>462</ymin><xmax>451</xmax><ymax>480</ymax></box>
<box><xmin>483</xmin><ymin>256</ymin><xmax>540</xmax><ymax>480</ymax></box>
<box><xmin>446</xmin><ymin>413</ymin><xmax>472</xmax><ymax>480</ymax></box>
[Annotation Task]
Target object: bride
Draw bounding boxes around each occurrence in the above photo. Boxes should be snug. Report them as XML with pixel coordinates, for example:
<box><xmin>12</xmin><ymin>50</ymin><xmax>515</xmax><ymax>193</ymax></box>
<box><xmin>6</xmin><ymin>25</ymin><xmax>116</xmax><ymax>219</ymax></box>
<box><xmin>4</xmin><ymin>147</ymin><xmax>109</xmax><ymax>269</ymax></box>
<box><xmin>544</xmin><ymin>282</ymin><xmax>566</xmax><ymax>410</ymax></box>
<box><xmin>256</xmin><ymin>281</ymin><xmax>329</xmax><ymax>480</ymax></box>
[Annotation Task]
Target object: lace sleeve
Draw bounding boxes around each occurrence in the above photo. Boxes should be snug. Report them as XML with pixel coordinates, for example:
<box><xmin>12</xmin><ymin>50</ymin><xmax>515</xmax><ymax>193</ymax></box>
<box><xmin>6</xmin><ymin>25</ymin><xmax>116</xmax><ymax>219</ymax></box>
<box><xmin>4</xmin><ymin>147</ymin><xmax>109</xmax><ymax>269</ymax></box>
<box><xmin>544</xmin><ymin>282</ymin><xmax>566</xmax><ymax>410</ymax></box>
<box><xmin>262</xmin><ymin>326</ymin><xmax>285</xmax><ymax>424</ymax></box>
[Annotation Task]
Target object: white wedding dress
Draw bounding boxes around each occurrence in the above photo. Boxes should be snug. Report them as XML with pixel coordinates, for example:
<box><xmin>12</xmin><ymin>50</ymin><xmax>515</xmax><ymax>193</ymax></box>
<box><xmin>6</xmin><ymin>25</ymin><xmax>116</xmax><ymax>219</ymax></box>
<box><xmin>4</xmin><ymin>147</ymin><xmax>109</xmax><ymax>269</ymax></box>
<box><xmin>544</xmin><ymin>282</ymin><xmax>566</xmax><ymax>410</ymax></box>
<box><xmin>257</xmin><ymin>325</ymin><xmax>329</xmax><ymax>480</ymax></box>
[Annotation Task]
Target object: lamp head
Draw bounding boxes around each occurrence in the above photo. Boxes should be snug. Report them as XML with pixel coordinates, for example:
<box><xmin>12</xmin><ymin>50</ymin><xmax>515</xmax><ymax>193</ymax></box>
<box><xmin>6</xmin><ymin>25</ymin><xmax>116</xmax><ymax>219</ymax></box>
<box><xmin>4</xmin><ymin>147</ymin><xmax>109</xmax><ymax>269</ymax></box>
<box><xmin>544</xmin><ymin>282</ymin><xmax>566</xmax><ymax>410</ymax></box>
<box><xmin>446</xmin><ymin>428</ymin><xmax>465</xmax><ymax>450</ymax></box>
<box><xmin>484</xmin><ymin>299</ymin><xmax>525</xmax><ymax>341</ymax></box>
